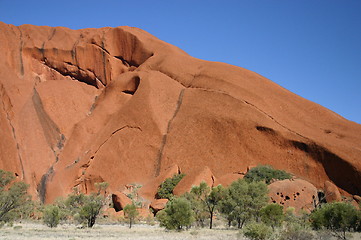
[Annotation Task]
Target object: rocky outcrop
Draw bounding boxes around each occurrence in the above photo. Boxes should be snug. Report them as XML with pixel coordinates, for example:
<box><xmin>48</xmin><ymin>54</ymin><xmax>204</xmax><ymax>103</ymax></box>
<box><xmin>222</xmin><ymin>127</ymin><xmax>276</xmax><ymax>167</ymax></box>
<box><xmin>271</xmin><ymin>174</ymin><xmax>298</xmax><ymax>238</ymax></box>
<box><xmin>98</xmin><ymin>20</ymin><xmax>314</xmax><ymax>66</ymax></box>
<box><xmin>173</xmin><ymin>166</ymin><xmax>215</xmax><ymax>196</ymax></box>
<box><xmin>150</xmin><ymin>199</ymin><xmax>168</xmax><ymax>215</ymax></box>
<box><xmin>268</xmin><ymin>179</ymin><xmax>318</xmax><ymax>212</ymax></box>
<box><xmin>0</xmin><ymin>22</ymin><xmax>360</xmax><ymax>205</ymax></box>
<box><xmin>112</xmin><ymin>191</ymin><xmax>132</xmax><ymax>211</ymax></box>
<box><xmin>324</xmin><ymin>181</ymin><xmax>342</xmax><ymax>202</ymax></box>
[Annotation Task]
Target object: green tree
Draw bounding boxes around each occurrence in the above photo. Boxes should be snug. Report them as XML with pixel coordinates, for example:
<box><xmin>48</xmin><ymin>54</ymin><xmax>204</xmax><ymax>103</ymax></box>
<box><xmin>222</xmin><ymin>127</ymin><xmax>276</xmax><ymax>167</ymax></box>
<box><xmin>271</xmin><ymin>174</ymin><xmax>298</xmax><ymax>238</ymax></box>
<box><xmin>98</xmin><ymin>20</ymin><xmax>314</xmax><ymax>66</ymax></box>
<box><xmin>61</xmin><ymin>183</ymin><xmax>108</xmax><ymax>228</ymax></box>
<box><xmin>189</xmin><ymin>182</ymin><xmax>225</xmax><ymax>229</ymax></box>
<box><xmin>310</xmin><ymin>202</ymin><xmax>358</xmax><ymax>240</ymax></box>
<box><xmin>243</xmin><ymin>222</ymin><xmax>272</xmax><ymax>240</ymax></box>
<box><xmin>123</xmin><ymin>203</ymin><xmax>139</xmax><ymax>228</ymax></box>
<box><xmin>157</xmin><ymin>197</ymin><xmax>194</xmax><ymax>230</ymax></box>
<box><xmin>157</xmin><ymin>173</ymin><xmax>185</xmax><ymax>200</ymax></box>
<box><xmin>183</xmin><ymin>191</ymin><xmax>208</xmax><ymax>228</ymax></box>
<box><xmin>260</xmin><ymin>204</ymin><xmax>284</xmax><ymax>230</ymax></box>
<box><xmin>0</xmin><ymin>169</ymin><xmax>33</xmax><ymax>224</ymax></box>
<box><xmin>219</xmin><ymin>179</ymin><xmax>268</xmax><ymax>229</ymax></box>
<box><xmin>244</xmin><ymin>165</ymin><xmax>292</xmax><ymax>184</ymax></box>
<box><xmin>43</xmin><ymin>204</ymin><xmax>60</xmax><ymax>228</ymax></box>
<box><xmin>77</xmin><ymin>194</ymin><xmax>104</xmax><ymax>228</ymax></box>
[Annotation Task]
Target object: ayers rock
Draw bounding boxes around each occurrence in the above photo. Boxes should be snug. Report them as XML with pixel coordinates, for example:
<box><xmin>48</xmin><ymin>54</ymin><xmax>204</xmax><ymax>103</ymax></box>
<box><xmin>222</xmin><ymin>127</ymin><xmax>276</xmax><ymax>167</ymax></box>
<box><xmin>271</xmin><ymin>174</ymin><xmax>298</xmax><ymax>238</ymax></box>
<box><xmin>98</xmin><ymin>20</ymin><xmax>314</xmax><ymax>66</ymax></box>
<box><xmin>0</xmin><ymin>22</ymin><xmax>360</xmax><ymax>204</ymax></box>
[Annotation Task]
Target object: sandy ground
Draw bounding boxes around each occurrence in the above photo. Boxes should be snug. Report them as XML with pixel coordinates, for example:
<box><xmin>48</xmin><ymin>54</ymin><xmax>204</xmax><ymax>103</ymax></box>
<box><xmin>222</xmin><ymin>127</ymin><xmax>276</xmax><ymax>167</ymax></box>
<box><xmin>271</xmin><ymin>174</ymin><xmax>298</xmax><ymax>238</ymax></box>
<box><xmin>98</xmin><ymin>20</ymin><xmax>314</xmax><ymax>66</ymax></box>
<box><xmin>0</xmin><ymin>222</ymin><xmax>242</xmax><ymax>240</ymax></box>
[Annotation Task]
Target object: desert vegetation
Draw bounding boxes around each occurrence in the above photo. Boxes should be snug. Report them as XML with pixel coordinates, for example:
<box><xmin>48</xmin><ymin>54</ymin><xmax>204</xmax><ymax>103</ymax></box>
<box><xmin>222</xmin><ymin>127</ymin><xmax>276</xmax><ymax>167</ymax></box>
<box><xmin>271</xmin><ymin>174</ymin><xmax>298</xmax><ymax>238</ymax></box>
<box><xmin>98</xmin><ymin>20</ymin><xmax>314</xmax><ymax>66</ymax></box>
<box><xmin>0</xmin><ymin>168</ymin><xmax>361</xmax><ymax>240</ymax></box>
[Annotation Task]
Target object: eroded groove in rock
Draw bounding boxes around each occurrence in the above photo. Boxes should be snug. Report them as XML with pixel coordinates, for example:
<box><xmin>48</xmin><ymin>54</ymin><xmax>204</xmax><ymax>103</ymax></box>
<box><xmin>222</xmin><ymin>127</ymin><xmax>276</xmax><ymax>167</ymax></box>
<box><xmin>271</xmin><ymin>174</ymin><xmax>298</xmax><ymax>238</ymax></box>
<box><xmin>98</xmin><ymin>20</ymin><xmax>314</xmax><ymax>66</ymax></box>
<box><xmin>42</xmin><ymin>60</ymin><xmax>99</xmax><ymax>88</ymax></box>
<box><xmin>18</xmin><ymin>28</ymin><xmax>24</xmax><ymax>76</ymax></box>
<box><xmin>101</xmin><ymin>33</ymin><xmax>108</xmax><ymax>85</ymax></box>
<box><xmin>37</xmin><ymin>166</ymin><xmax>54</xmax><ymax>203</ymax></box>
<box><xmin>94</xmin><ymin>125</ymin><xmax>142</xmax><ymax>156</ymax></box>
<box><xmin>0</xmin><ymin>83</ymin><xmax>25</xmax><ymax>179</ymax></box>
<box><xmin>155</xmin><ymin>89</ymin><xmax>185</xmax><ymax>176</ymax></box>
<box><xmin>114</xmin><ymin>55</ymin><xmax>139</xmax><ymax>68</ymax></box>
<box><xmin>32</xmin><ymin>88</ymin><xmax>65</xmax><ymax>158</ymax></box>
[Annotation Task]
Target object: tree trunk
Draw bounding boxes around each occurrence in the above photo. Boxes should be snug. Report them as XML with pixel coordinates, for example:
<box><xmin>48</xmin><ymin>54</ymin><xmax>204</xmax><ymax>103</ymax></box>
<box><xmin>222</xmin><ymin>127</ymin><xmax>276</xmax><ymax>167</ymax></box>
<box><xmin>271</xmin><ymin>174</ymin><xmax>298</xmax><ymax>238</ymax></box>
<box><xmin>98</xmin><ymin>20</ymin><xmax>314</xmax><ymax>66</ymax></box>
<box><xmin>209</xmin><ymin>211</ymin><xmax>213</xmax><ymax>229</ymax></box>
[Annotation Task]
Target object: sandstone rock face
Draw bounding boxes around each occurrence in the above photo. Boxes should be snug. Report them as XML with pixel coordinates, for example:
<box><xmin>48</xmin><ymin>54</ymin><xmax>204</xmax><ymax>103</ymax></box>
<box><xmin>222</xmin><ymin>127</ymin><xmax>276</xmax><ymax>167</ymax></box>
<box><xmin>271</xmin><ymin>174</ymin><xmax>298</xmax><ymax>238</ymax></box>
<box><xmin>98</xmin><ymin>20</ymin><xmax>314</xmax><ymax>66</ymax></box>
<box><xmin>268</xmin><ymin>179</ymin><xmax>318</xmax><ymax>212</ymax></box>
<box><xmin>173</xmin><ymin>166</ymin><xmax>215</xmax><ymax>196</ymax></box>
<box><xmin>150</xmin><ymin>199</ymin><xmax>168</xmax><ymax>215</ymax></box>
<box><xmin>112</xmin><ymin>191</ymin><xmax>132</xmax><ymax>211</ymax></box>
<box><xmin>324</xmin><ymin>181</ymin><xmax>342</xmax><ymax>202</ymax></box>
<box><xmin>0</xmin><ymin>22</ymin><xmax>360</xmax><ymax>204</ymax></box>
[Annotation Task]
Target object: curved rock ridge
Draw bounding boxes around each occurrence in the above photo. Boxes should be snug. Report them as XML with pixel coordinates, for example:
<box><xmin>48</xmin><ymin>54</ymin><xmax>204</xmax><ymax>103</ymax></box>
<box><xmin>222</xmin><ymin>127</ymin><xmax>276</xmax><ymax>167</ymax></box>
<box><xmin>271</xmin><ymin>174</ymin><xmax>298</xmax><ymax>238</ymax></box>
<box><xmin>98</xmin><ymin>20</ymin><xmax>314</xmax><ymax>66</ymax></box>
<box><xmin>0</xmin><ymin>22</ymin><xmax>360</xmax><ymax>203</ymax></box>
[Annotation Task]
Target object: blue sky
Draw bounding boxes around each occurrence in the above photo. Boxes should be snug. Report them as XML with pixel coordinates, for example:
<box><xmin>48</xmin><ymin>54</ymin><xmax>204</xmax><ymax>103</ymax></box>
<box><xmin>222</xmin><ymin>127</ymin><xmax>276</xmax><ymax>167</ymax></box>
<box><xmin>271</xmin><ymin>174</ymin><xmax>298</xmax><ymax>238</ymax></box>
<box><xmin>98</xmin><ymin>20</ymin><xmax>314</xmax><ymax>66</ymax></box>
<box><xmin>1</xmin><ymin>0</ymin><xmax>360</xmax><ymax>124</ymax></box>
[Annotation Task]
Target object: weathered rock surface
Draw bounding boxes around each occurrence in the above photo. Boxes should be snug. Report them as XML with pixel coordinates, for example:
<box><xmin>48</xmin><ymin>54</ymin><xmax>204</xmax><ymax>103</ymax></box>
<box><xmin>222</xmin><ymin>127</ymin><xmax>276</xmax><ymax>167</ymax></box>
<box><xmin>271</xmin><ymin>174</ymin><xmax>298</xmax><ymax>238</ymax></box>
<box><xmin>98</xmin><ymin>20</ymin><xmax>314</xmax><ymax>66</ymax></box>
<box><xmin>173</xmin><ymin>166</ymin><xmax>215</xmax><ymax>196</ymax></box>
<box><xmin>324</xmin><ymin>181</ymin><xmax>342</xmax><ymax>202</ymax></box>
<box><xmin>150</xmin><ymin>199</ymin><xmax>168</xmax><ymax>215</ymax></box>
<box><xmin>268</xmin><ymin>179</ymin><xmax>318</xmax><ymax>212</ymax></box>
<box><xmin>0</xmin><ymin>22</ymin><xmax>360</xmax><ymax>205</ymax></box>
<box><xmin>112</xmin><ymin>191</ymin><xmax>132</xmax><ymax>211</ymax></box>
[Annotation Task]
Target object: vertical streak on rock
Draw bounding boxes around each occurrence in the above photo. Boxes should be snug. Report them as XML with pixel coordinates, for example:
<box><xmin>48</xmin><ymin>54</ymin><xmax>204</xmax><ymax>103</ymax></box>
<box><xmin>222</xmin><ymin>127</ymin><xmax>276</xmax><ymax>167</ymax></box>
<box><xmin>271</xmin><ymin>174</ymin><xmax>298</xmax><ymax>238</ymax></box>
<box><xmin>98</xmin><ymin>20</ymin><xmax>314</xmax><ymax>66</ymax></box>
<box><xmin>155</xmin><ymin>89</ymin><xmax>185</xmax><ymax>177</ymax></box>
<box><xmin>0</xmin><ymin>84</ymin><xmax>25</xmax><ymax>179</ymax></box>
<box><xmin>101</xmin><ymin>32</ymin><xmax>107</xmax><ymax>85</ymax></box>
<box><xmin>18</xmin><ymin>28</ymin><xmax>24</xmax><ymax>76</ymax></box>
<box><xmin>72</xmin><ymin>33</ymin><xmax>81</xmax><ymax>66</ymax></box>
<box><xmin>38</xmin><ymin>166</ymin><xmax>54</xmax><ymax>203</ymax></box>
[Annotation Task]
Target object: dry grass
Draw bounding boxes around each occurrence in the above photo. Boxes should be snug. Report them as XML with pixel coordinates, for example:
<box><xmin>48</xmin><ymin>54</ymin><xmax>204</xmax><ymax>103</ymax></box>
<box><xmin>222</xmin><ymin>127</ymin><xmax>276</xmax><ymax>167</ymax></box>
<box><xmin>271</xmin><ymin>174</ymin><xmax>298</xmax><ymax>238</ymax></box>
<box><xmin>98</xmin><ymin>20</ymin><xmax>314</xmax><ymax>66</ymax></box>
<box><xmin>2</xmin><ymin>222</ymin><xmax>361</xmax><ymax>240</ymax></box>
<box><xmin>0</xmin><ymin>222</ymin><xmax>242</xmax><ymax>240</ymax></box>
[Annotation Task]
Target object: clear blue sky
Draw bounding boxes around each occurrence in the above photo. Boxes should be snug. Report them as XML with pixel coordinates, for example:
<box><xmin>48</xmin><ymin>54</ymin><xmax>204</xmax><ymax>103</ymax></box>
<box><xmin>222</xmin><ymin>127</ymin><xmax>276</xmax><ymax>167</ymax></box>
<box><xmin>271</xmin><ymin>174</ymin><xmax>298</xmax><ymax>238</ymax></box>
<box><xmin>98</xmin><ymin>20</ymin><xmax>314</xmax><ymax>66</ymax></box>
<box><xmin>1</xmin><ymin>0</ymin><xmax>360</xmax><ymax>124</ymax></box>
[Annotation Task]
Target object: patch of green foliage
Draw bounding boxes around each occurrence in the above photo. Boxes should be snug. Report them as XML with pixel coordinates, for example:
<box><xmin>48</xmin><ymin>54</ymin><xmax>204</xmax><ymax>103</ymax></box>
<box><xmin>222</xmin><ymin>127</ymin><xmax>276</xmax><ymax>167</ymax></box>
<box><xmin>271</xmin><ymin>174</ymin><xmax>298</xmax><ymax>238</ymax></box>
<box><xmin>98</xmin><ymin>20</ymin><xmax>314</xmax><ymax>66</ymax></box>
<box><xmin>157</xmin><ymin>197</ymin><xmax>194</xmax><ymax>230</ymax></box>
<box><xmin>310</xmin><ymin>202</ymin><xmax>360</xmax><ymax>240</ymax></box>
<box><xmin>260</xmin><ymin>203</ymin><xmax>284</xmax><ymax>230</ymax></box>
<box><xmin>123</xmin><ymin>203</ymin><xmax>139</xmax><ymax>228</ymax></box>
<box><xmin>0</xmin><ymin>169</ymin><xmax>33</xmax><ymax>224</ymax></box>
<box><xmin>243</xmin><ymin>222</ymin><xmax>272</xmax><ymax>240</ymax></box>
<box><xmin>244</xmin><ymin>165</ymin><xmax>292</xmax><ymax>184</ymax></box>
<box><xmin>219</xmin><ymin>179</ymin><xmax>269</xmax><ymax>228</ymax></box>
<box><xmin>157</xmin><ymin>173</ymin><xmax>185</xmax><ymax>200</ymax></box>
<box><xmin>43</xmin><ymin>204</ymin><xmax>60</xmax><ymax>228</ymax></box>
<box><xmin>49</xmin><ymin>182</ymin><xmax>108</xmax><ymax>228</ymax></box>
<box><xmin>184</xmin><ymin>182</ymin><xmax>225</xmax><ymax>229</ymax></box>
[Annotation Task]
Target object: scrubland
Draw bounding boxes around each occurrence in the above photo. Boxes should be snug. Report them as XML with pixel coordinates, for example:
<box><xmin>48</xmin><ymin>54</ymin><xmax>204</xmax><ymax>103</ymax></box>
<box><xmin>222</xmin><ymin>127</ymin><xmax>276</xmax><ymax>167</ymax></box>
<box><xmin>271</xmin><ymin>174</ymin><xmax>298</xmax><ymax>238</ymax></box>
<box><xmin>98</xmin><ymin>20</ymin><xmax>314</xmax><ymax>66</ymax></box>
<box><xmin>0</xmin><ymin>222</ymin><xmax>241</xmax><ymax>240</ymax></box>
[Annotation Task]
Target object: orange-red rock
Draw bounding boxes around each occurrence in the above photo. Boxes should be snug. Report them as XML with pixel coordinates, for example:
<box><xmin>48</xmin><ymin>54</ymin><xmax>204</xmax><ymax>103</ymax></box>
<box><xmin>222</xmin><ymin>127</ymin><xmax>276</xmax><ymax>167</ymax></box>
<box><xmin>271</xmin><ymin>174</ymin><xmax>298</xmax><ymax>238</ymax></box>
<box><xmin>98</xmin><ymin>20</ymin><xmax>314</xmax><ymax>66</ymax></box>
<box><xmin>112</xmin><ymin>191</ymin><xmax>132</xmax><ymax>211</ymax></box>
<box><xmin>214</xmin><ymin>173</ymin><xmax>244</xmax><ymax>187</ymax></box>
<box><xmin>173</xmin><ymin>166</ymin><xmax>215</xmax><ymax>196</ymax></box>
<box><xmin>150</xmin><ymin>199</ymin><xmax>168</xmax><ymax>214</ymax></box>
<box><xmin>353</xmin><ymin>195</ymin><xmax>361</xmax><ymax>204</ymax></box>
<box><xmin>0</xmin><ymin>22</ymin><xmax>360</xmax><ymax>206</ymax></box>
<box><xmin>269</xmin><ymin>179</ymin><xmax>318</xmax><ymax>212</ymax></box>
<box><xmin>136</xmin><ymin>208</ymin><xmax>153</xmax><ymax>219</ymax></box>
<box><xmin>324</xmin><ymin>181</ymin><xmax>342</xmax><ymax>202</ymax></box>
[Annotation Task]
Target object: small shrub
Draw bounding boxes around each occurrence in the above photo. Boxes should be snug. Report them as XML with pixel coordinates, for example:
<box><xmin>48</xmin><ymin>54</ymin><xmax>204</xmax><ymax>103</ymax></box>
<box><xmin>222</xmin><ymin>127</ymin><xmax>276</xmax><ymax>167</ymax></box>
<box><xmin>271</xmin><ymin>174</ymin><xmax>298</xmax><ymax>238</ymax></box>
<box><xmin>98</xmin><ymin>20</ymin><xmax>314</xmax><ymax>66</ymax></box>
<box><xmin>279</xmin><ymin>222</ymin><xmax>314</xmax><ymax>240</ymax></box>
<box><xmin>244</xmin><ymin>165</ymin><xmax>292</xmax><ymax>184</ymax></box>
<box><xmin>310</xmin><ymin>202</ymin><xmax>358</xmax><ymax>240</ymax></box>
<box><xmin>123</xmin><ymin>203</ymin><xmax>139</xmax><ymax>228</ymax></box>
<box><xmin>43</xmin><ymin>205</ymin><xmax>60</xmax><ymax>228</ymax></box>
<box><xmin>260</xmin><ymin>203</ymin><xmax>284</xmax><ymax>230</ymax></box>
<box><xmin>157</xmin><ymin>173</ymin><xmax>185</xmax><ymax>200</ymax></box>
<box><xmin>0</xmin><ymin>169</ymin><xmax>33</xmax><ymax>224</ymax></box>
<box><xmin>243</xmin><ymin>222</ymin><xmax>272</xmax><ymax>240</ymax></box>
<box><xmin>157</xmin><ymin>197</ymin><xmax>194</xmax><ymax>230</ymax></box>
